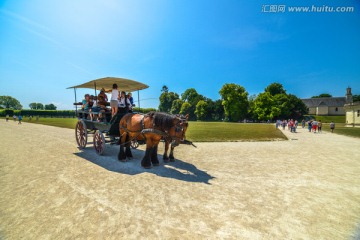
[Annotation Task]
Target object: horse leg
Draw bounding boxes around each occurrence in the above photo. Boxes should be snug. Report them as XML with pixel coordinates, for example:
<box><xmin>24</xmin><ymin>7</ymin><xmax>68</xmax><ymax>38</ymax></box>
<box><xmin>118</xmin><ymin>133</ymin><xmax>127</xmax><ymax>162</ymax></box>
<box><xmin>169</xmin><ymin>145</ymin><xmax>175</xmax><ymax>162</ymax></box>
<box><xmin>125</xmin><ymin>134</ymin><xmax>133</xmax><ymax>159</ymax></box>
<box><xmin>163</xmin><ymin>141</ymin><xmax>170</xmax><ymax>163</ymax></box>
<box><xmin>151</xmin><ymin>144</ymin><xmax>160</xmax><ymax>166</ymax></box>
<box><xmin>141</xmin><ymin>141</ymin><xmax>153</xmax><ymax>169</ymax></box>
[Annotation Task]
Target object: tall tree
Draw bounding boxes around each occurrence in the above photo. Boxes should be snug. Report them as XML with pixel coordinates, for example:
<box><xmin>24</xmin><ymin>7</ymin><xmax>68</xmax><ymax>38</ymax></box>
<box><xmin>181</xmin><ymin>88</ymin><xmax>204</xmax><ymax>120</ymax></box>
<box><xmin>45</xmin><ymin>103</ymin><xmax>57</xmax><ymax>110</ymax></box>
<box><xmin>195</xmin><ymin>100</ymin><xmax>208</xmax><ymax>120</ymax></box>
<box><xmin>0</xmin><ymin>96</ymin><xmax>22</xmax><ymax>109</ymax></box>
<box><xmin>252</xmin><ymin>92</ymin><xmax>280</xmax><ymax>121</ymax></box>
<box><xmin>161</xmin><ymin>85</ymin><xmax>169</xmax><ymax>93</ymax></box>
<box><xmin>36</xmin><ymin>103</ymin><xmax>44</xmax><ymax>110</ymax></box>
<box><xmin>180</xmin><ymin>102</ymin><xmax>192</xmax><ymax>115</ymax></box>
<box><xmin>170</xmin><ymin>99</ymin><xmax>183</xmax><ymax>114</ymax></box>
<box><xmin>219</xmin><ymin>83</ymin><xmax>249</xmax><ymax>122</ymax></box>
<box><xmin>29</xmin><ymin>102</ymin><xmax>37</xmax><ymax>109</ymax></box>
<box><xmin>159</xmin><ymin>91</ymin><xmax>179</xmax><ymax>113</ymax></box>
<box><xmin>353</xmin><ymin>95</ymin><xmax>360</xmax><ymax>102</ymax></box>
<box><xmin>265</xmin><ymin>82</ymin><xmax>286</xmax><ymax>96</ymax></box>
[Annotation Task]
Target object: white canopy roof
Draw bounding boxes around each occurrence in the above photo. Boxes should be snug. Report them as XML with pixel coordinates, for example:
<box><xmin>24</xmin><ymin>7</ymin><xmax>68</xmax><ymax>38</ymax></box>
<box><xmin>67</xmin><ymin>77</ymin><xmax>149</xmax><ymax>92</ymax></box>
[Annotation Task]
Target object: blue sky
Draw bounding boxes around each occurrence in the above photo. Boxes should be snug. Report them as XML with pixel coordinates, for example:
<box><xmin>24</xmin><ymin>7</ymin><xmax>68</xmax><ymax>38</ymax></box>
<box><xmin>1</xmin><ymin>0</ymin><xmax>359</xmax><ymax>110</ymax></box>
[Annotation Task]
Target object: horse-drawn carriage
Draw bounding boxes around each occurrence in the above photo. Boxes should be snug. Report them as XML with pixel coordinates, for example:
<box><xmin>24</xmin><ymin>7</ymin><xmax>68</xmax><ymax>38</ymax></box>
<box><xmin>68</xmin><ymin>77</ymin><xmax>194</xmax><ymax>168</ymax></box>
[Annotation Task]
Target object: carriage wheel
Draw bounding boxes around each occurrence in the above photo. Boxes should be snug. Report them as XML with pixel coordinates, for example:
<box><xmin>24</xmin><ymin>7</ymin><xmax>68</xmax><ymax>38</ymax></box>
<box><xmin>93</xmin><ymin>130</ymin><xmax>106</xmax><ymax>155</ymax></box>
<box><xmin>75</xmin><ymin>120</ymin><xmax>87</xmax><ymax>149</ymax></box>
<box><xmin>131</xmin><ymin>140</ymin><xmax>139</xmax><ymax>149</ymax></box>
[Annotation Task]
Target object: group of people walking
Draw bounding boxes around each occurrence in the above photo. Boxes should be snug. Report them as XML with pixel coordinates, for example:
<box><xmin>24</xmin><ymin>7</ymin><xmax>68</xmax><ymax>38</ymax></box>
<box><xmin>276</xmin><ymin>118</ymin><xmax>336</xmax><ymax>133</ymax></box>
<box><xmin>276</xmin><ymin>119</ymin><xmax>298</xmax><ymax>132</ymax></box>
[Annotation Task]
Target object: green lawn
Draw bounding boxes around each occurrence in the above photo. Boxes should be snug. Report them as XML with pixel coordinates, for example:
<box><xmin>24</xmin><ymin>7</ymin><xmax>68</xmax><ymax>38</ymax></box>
<box><xmin>185</xmin><ymin>122</ymin><xmax>286</xmax><ymax>142</ymax></box>
<box><xmin>305</xmin><ymin>115</ymin><xmax>345</xmax><ymax>123</ymax></box>
<box><xmin>321</xmin><ymin>123</ymin><xmax>360</xmax><ymax>138</ymax></box>
<box><xmin>1</xmin><ymin>117</ymin><xmax>287</xmax><ymax>142</ymax></box>
<box><xmin>1</xmin><ymin>117</ymin><xmax>78</xmax><ymax>129</ymax></box>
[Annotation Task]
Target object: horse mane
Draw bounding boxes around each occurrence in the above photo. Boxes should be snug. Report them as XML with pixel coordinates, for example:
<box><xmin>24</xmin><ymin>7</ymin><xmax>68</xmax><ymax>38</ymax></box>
<box><xmin>147</xmin><ymin>111</ymin><xmax>178</xmax><ymax>131</ymax></box>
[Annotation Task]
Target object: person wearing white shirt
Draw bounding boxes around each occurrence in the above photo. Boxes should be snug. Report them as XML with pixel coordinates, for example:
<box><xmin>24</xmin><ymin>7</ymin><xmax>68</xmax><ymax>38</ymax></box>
<box><xmin>118</xmin><ymin>91</ymin><xmax>131</xmax><ymax>114</ymax></box>
<box><xmin>110</xmin><ymin>84</ymin><xmax>119</xmax><ymax>116</ymax></box>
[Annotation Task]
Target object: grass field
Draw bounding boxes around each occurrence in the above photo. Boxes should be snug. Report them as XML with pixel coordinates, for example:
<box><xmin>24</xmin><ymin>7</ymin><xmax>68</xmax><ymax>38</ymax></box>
<box><xmin>1</xmin><ymin>117</ymin><xmax>287</xmax><ymax>142</ymax></box>
<box><xmin>185</xmin><ymin>122</ymin><xmax>286</xmax><ymax>142</ymax></box>
<box><xmin>305</xmin><ymin>115</ymin><xmax>345</xmax><ymax>123</ymax></box>
<box><xmin>321</xmin><ymin>123</ymin><xmax>360</xmax><ymax>138</ymax></box>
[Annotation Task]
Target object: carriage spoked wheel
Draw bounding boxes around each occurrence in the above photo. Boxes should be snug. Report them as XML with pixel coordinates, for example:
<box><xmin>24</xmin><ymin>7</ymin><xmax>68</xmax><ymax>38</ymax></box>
<box><xmin>75</xmin><ymin>120</ymin><xmax>87</xmax><ymax>149</ymax></box>
<box><xmin>131</xmin><ymin>140</ymin><xmax>139</xmax><ymax>149</ymax></box>
<box><xmin>93</xmin><ymin>130</ymin><xmax>106</xmax><ymax>155</ymax></box>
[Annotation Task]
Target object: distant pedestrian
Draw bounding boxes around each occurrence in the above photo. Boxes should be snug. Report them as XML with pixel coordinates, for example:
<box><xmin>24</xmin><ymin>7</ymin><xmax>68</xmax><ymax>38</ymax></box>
<box><xmin>318</xmin><ymin>120</ymin><xmax>322</xmax><ymax>133</ymax></box>
<box><xmin>330</xmin><ymin>121</ymin><xmax>335</xmax><ymax>133</ymax></box>
<box><xmin>6</xmin><ymin>114</ymin><xmax>9</xmax><ymax>122</ymax></box>
<box><xmin>282</xmin><ymin>120</ymin><xmax>286</xmax><ymax>130</ymax></box>
<box><xmin>312</xmin><ymin>120</ymin><xmax>318</xmax><ymax>133</ymax></box>
<box><xmin>308</xmin><ymin>121</ymin><xmax>312</xmax><ymax>132</ymax></box>
<box><xmin>13</xmin><ymin>115</ymin><xmax>17</xmax><ymax>122</ymax></box>
<box><xmin>301</xmin><ymin>119</ymin><xmax>305</xmax><ymax>128</ymax></box>
<box><xmin>18</xmin><ymin>115</ymin><xmax>22</xmax><ymax>124</ymax></box>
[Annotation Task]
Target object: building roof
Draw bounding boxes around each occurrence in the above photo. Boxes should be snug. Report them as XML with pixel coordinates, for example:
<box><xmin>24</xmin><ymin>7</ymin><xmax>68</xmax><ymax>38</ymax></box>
<box><xmin>301</xmin><ymin>97</ymin><xmax>346</xmax><ymax>108</ymax></box>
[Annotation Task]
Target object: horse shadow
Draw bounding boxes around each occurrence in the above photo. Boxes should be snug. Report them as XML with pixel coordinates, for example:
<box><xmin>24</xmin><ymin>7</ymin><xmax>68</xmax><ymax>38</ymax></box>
<box><xmin>74</xmin><ymin>145</ymin><xmax>214</xmax><ymax>184</ymax></box>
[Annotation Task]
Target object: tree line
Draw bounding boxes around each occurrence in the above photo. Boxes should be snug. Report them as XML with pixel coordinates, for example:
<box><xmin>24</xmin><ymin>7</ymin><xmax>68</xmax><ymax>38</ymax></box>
<box><xmin>159</xmin><ymin>82</ymin><xmax>310</xmax><ymax>122</ymax></box>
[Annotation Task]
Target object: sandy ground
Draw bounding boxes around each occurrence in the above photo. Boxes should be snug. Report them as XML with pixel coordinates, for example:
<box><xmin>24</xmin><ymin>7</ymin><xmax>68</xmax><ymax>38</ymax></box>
<box><xmin>1</xmin><ymin>120</ymin><xmax>360</xmax><ymax>240</ymax></box>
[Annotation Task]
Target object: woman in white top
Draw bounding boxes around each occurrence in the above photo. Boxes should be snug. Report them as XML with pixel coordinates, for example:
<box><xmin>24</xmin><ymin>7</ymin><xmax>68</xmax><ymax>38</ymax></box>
<box><xmin>110</xmin><ymin>83</ymin><xmax>119</xmax><ymax>116</ymax></box>
<box><xmin>118</xmin><ymin>91</ymin><xmax>131</xmax><ymax>114</ymax></box>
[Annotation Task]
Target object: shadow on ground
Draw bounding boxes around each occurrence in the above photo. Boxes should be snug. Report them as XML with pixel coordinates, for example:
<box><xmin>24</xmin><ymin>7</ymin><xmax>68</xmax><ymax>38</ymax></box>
<box><xmin>74</xmin><ymin>144</ymin><xmax>214</xmax><ymax>184</ymax></box>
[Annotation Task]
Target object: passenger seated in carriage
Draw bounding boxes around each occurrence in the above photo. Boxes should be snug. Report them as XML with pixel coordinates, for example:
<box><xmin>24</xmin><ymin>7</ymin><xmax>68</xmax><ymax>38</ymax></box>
<box><xmin>118</xmin><ymin>91</ymin><xmax>131</xmax><ymax>114</ymax></box>
<box><xmin>127</xmin><ymin>92</ymin><xmax>135</xmax><ymax>112</ymax></box>
<box><xmin>98</xmin><ymin>88</ymin><xmax>108</xmax><ymax>102</ymax></box>
<box><xmin>79</xmin><ymin>94</ymin><xmax>90</xmax><ymax>119</ymax></box>
<box><xmin>89</xmin><ymin>96</ymin><xmax>101</xmax><ymax>121</ymax></box>
<box><xmin>97</xmin><ymin>95</ymin><xmax>110</xmax><ymax>122</ymax></box>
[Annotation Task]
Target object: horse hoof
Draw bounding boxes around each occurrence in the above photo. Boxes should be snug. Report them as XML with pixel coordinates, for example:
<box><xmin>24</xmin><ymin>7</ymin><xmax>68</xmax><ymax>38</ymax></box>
<box><xmin>142</xmin><ymin>165</ymin><xmax>152</xmax><ymax>169</ymax></box>
<box><xmin>153</xmin><ymin>163</ymin><xmax>160</xmax><ymax>167</ymax></box>
<box><xmin>163</xmin><ymin>159</ymin><xmax>170</xmax><ymax>163</ymax></box>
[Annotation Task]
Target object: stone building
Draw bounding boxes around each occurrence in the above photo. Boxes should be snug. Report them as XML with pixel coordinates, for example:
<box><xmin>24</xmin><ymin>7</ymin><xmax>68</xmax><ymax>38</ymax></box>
<box><xmin>301</xmin><ymin>88</ymin><xmax>353</xmax><ymax>116</ymax></box>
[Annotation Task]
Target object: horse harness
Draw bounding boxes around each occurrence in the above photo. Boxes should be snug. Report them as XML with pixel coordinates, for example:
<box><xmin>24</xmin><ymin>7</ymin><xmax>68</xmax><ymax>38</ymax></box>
<box><xmin>119</xmin><ymin>113</ymin><xmax>185</xmax><ymax>147</ymax></box>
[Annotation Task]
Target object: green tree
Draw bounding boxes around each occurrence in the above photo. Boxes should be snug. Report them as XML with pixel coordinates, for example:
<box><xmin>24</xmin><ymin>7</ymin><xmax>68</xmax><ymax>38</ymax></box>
<box><xmin>170</xmin><ymin>99</ymin><xmax>183</xmax><ymax>114</ymax></box>
<box><xmin>29</xmin><ymin>102</ymin><xmax>37</xmax><ymax>109</ymax></box>
<box><xmin>353</xmin><ymin>95</ymin><xmax>360</xmax><ymax>102</ymax></box>
<box><xmin>181</xmin><ymin>88</ymin><xmax>204</xmax><ymax>120</ymax></box>
<box><xmin>180</xmin><ymin>102</ymin><xmax>192</xmax><ymax>115</ymax></box>
<box><xmin>45</xmin><ymin>103</ymin><xmax>57</xmax><ymax>110</ymax></box>
<box><xmin>311</xmin><ymin>93</ymin><xmax>332</xmax><ymax>98</ymax></box>
<box><xmin>0</xmin><ymin>96</ymin><xmax>22</xmax><ymax>109</ymax></box>
<box><xmin>219</xmin><ymin>83</ymin><xmax>249</xmax><ymax>122</ymax></box>
<box><xmin>252</xmin><ymin>92</ymin><xmax>277</xmax><ymax>121</ymax></box>
<box><xmin>161</xmin><ymin>85</ymin><xmax>169</xmax><ymax>93</ymax></box>
<box><xmin>195</xmin><ymin>100</ymin><xmax>208</xmax><ymax>120</ymax></box>
<box><xmin>265</xmin><ymin>82</ymin><xmax>286</xmax><ymax>96</ymax></box>
<box><xmin>212</xmin><ymin>99</ymin><xmax>225</xmax><ymax>121</ymax></box>
<box><xmin>159</xmin><ymin>90</ymin><xmax>179</xmax><ymax>113</ymax></box>
<box><xmin>36</xmin><ymin>103</ymin><xmax>44</xmax><ymax>110</ymax></box>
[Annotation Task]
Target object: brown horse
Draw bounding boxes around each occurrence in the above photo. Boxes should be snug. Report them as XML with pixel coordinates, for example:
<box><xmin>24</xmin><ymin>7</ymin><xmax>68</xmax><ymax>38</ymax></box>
<box><xmin>118</xmin><ymin>112</ymin><xmax>186</xmax><ymax>169</ymax></box>
<box><xmin>163</xmin><ymin>114</ymin><xmax>189</xmax><ymax>162</ymax></box>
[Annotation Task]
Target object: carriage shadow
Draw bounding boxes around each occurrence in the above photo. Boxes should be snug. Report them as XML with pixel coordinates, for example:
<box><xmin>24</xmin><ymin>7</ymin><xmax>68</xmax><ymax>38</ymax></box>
<box><xmin>74</xmin><ymin>145</ymin><xmax>214</xmax><ymax>184</ymax></box>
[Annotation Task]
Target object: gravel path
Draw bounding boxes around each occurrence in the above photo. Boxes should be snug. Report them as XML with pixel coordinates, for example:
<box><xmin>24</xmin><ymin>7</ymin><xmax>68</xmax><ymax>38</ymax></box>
<box><xmin>1</xmin><ymin>120</ymin><xmax>360</xmax><ymax>239</ymax></box>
